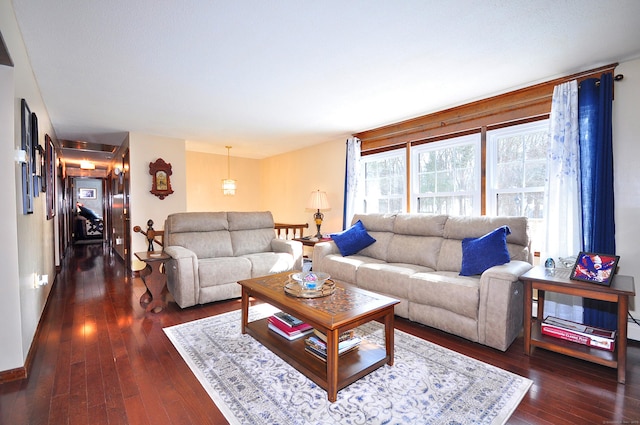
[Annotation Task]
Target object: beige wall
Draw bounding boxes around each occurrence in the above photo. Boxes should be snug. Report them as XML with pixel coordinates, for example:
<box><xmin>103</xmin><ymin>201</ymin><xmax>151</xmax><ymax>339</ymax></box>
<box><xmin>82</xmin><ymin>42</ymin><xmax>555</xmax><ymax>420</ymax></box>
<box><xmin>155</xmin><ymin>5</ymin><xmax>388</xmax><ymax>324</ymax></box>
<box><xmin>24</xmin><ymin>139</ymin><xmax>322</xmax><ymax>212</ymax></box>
<box><xmin>129</xmin><ymin>133</ymin><xmax>187</xmax><ymax>270</ymax></box>
<box><xmin>613</xmin><ymin>57</ymin><xmax>640</xmax><ymax>340</ymax></box>
<box><xmin>1</xmin><ymin>1</ymin><xmax>57</xmax><ymax>371</ymax></box>
<box><xmin>185</xmin><ymin>150</ymin><xmax>262</xmax><ymax>212</ymax></box>
<box><xmin>260</xmin><ymin>139</ymin><xmax>346</xmax><ymax>235</ymax></box>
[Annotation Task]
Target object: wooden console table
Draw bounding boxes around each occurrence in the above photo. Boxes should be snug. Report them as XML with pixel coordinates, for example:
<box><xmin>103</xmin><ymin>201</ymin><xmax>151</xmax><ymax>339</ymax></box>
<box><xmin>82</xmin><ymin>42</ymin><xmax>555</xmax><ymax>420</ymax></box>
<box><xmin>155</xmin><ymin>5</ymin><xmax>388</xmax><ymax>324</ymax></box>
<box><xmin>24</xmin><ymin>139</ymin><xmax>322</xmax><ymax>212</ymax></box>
<box><xmin>521</xmin><ymin>266</ymin><xmax>635</xmax><ymax>383</ymax></box>
<box><xmin>135</xmin><ymin>251</ymin><xmax>171</xmax><ymax>313</ymax></box>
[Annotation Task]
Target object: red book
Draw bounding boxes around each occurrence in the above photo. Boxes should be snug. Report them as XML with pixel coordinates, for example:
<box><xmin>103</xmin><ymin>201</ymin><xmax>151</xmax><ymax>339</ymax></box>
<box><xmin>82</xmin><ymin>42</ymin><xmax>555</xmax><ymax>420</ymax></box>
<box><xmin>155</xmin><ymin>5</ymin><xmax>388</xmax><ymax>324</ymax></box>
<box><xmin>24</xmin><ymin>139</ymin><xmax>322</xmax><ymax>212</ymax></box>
<box><xmin>267</xmin><ymin>316</ymin><xmax>312</xmax><ymax>335</ymax></box>
<box><xmin>541</xmin><ymin>317</ymin><xmax>615</xmax><ymax>351</ymax></box>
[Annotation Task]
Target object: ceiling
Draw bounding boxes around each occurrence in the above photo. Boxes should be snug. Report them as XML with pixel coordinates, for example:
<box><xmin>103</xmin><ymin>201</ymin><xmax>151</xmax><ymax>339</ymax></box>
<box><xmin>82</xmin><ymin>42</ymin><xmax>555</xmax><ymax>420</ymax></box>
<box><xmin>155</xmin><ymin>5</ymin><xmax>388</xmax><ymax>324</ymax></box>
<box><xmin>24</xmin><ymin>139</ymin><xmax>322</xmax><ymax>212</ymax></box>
<box><xmin>11</xmin><ymin>0</ymin><xmax>640</xmax><ymax>166</ymax></box>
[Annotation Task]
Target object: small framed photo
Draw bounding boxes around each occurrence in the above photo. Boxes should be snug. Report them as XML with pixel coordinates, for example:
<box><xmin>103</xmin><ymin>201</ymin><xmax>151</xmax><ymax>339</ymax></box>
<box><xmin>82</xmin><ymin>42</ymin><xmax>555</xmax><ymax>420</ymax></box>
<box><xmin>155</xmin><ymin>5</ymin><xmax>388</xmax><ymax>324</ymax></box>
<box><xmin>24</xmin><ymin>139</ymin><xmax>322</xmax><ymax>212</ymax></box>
<box><xmin>570</xmin><ymin>251</ymin><xmax>619</xmax><ymax>286</ymax></box>
<box><xmin>78</xmin><ymin>188</ymin><xmax>97</xmax><ymax>199</ymax></box>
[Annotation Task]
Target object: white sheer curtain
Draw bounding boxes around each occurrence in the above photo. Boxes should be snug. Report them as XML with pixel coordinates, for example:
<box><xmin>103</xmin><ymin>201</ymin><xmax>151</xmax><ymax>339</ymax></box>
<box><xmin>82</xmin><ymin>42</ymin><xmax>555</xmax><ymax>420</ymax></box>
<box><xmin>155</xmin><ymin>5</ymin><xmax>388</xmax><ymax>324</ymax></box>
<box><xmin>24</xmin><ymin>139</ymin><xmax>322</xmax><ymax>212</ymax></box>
<box><xmin>343</xmin><ymin>137</ymin><xmax>361</xmax><ymax>230</ymax></box>
<box><xmin>543</xmin><ymin>80</ymin><xmax>583</xmax><ymax>322</ymax></box>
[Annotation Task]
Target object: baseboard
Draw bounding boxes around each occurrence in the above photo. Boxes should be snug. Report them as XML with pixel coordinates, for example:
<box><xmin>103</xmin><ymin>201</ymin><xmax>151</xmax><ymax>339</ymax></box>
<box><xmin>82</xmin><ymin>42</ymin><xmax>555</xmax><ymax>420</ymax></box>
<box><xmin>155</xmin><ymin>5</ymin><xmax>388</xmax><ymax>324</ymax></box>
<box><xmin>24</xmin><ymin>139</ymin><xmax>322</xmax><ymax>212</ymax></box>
<box><xmin>628</xmin><ymin>321</ymin><xmax>640</xmax><ymax>342</ymax></box>
<box><xmin>0</xmin><ymin>367</ymin><xmax>26</xmax><ymax>383</ymax></box>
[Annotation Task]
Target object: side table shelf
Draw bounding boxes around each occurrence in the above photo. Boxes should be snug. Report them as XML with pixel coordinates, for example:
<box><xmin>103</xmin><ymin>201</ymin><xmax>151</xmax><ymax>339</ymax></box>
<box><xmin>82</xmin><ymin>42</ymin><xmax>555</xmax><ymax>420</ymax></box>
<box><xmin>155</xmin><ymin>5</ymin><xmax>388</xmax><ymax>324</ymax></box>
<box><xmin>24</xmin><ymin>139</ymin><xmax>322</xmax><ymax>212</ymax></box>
<box><xmin>521</xmin><ymin>266</ymin><xmax>635</xmax><ymax>384</ymax></box>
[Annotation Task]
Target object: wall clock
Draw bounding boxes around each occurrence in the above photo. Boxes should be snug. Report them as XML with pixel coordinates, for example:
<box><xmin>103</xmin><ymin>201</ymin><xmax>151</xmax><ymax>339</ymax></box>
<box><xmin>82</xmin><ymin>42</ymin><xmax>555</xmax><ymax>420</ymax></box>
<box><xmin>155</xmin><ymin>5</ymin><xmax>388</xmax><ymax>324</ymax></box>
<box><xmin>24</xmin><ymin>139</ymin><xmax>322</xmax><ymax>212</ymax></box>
<box><xmin>149</xmin><ymin>158</ymin><xmax>174</xmax><ymax>200</ymax></box>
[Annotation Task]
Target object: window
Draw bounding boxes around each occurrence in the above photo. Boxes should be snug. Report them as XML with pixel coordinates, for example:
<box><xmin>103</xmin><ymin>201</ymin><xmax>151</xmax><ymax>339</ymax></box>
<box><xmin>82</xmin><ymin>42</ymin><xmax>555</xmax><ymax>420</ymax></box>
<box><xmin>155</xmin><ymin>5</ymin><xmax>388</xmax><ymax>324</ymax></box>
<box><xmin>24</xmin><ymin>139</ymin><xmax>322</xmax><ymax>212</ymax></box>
<box><xmin>486</xmin><ymin>119</ymin><xmax>549</xmax><ymax>253</ymax></box>
<box><xmin>411</xmin><ymin>133</ymin><xmax>481</xmax><ymax>215</ymax></box>
<box><xmin>359</xmin><ymin>149</ymin><xmax>406</xmax><ymax>214</ymax></box>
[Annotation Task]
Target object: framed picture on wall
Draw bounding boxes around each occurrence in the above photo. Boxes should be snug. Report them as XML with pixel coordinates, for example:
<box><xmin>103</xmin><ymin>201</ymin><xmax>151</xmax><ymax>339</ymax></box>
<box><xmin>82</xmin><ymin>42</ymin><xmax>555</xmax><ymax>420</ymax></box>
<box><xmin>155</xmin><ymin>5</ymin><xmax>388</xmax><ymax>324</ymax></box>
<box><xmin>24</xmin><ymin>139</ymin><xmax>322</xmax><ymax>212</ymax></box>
<box><xmin>20</xmin><ymin>99</ymin><xmax>33</xmax><ymax>214</ymax></box>
<box><xmin>45</xmin><ymin>134</ymin><xmax>56</xmax><ymax>219</ymax></box>
<box><xmin>78</xmin><ymin>187</ymin><xmax>97</xmax><ymax>199</ymax></box>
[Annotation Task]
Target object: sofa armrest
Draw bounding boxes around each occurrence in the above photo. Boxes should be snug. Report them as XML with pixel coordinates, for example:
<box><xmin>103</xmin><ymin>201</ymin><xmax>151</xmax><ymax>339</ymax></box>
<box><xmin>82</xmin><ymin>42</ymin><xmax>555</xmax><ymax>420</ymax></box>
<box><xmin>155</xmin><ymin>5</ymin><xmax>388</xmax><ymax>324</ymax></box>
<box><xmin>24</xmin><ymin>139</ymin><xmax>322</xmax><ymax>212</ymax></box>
<box><xmin>312</xmin><ymin>241</ymin><xmax>340</xmax><ymax>272</ymax></box>
<box><xmin>481</xmin><ymin>260</ymin><xmax>533</xmax><ymax>282</ymax></box>
<box><xmin>477</xmin><ymin>260</ymin><xmax>533</xmax><ymax>351</ymax></box>
<box><xmin>164</xmin><ymin>245</ymin><xmax>199</xmax><ymax>308</ymax></box>
<box><xmin>271</xmin><ymin>239</ymin><xmax>303</xmax><ymax>270</ymax></box>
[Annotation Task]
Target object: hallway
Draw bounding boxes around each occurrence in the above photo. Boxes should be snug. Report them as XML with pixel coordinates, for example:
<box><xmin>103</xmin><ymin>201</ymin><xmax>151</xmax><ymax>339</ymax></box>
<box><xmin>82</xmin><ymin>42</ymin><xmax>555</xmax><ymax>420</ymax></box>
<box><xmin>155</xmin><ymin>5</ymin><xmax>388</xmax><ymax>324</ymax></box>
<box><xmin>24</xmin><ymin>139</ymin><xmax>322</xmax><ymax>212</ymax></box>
<box><xmin>0</xmin><ymin>243</ymin><xmax>231</xmax><ymax>425</ymax></box>
<box><xmin>1</xmin><ymin>243</ymin><xmax>639</xmax><ymax>424</ymax></box>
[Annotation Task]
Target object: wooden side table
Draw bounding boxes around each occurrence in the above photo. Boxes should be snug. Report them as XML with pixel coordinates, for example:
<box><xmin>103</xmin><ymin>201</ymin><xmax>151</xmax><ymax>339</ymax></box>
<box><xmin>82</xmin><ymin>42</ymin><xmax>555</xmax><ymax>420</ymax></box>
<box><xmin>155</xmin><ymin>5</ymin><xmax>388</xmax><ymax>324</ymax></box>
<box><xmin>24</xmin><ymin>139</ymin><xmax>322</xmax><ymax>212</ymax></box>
<box><xmin>521</xmin><ymin>266</ymin><xmax>635</xmax><ymax>383</ymax></box>
<box><xmin>135</xmin><ymin>251</ymin><xmax>171</xmax><ymax>313</ymax></box>
<box><xmin>293</xmin><ymin>237</ymin><xmax>332</xmax><ymax>247</ymax></box>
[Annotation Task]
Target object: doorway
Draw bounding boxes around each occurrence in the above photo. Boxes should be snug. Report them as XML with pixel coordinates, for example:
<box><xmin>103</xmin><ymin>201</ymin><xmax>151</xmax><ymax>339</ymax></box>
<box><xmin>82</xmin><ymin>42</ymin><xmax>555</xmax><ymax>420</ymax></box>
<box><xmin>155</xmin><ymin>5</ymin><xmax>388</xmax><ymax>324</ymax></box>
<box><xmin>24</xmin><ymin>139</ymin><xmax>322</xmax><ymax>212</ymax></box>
<box><xmin>71</xmin><ymin>177</ymin><xmax>105</xmax><ymax>244</ymax></box>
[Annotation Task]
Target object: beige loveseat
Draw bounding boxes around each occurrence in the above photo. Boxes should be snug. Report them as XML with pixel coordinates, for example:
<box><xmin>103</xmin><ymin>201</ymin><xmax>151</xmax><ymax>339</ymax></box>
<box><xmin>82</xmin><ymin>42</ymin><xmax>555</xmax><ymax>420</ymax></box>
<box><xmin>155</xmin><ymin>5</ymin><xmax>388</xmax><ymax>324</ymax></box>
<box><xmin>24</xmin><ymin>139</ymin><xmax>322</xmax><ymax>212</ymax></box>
<box><xmin>163</xmin><ymin>211</ymin><xmax>303</xmax><ymax>308</ymax></box>
<box><xmin>313</xmin><ymin>213</ymin><xmax>533</xmax><ymax>351</ymax></box>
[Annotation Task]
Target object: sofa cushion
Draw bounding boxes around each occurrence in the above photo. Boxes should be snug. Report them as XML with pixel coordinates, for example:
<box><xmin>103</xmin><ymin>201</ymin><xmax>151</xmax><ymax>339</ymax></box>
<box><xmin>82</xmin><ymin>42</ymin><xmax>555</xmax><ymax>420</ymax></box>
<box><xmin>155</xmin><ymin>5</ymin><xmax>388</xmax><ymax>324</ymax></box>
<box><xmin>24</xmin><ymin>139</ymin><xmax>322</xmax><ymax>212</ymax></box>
<box><xmin>409</xmin><ymin>271</ymin><xmax>480</xmax><ymax>319</ymax></box>
<box><xmin>227</xmin><ymin>211</ymin><xmax>274</xmax><ymax>230</ymax></box>
<box><xmin>331</xmin><ymin>220</ymin><xmax>376</xmax><ymax>256</ymax></box>
<box><xmin>443</xmin><ymin>215</ymin><xmax>531</xmax><ymax>263</ymax></box>
<box><xmin>166</xmin><ymin>212</ymin><xmax>229</xmax><ymax>233</ymax></box>
<box><xmin>318</xmin><ymin>254</ymin><xmax>384</xmax><ymax>284</ymax></box>
<box><xmin>231</xmin><ymin>228</ymin><xmax>276</xmax><ymax>256</ymax></box>
<box><xmin>170</xmin><ymin>230</ymin><xmax>234</xmax><ymax>259</ymax></box>
<box><xmin>198</xmin><ymin>257</ymin><xmax>252</xmax><ymax>288</ymax></box>
<box><xmin>460</xmin><ymin>226</ymin><xmax>511</xmax><ymax>276</ymax></box>
<box><xmin>357</xmin><ymin>262</ymin><xmax>432</xmax><ymax>301</ymax></box>
<box><xmin>387</xmin><ymin>235</ymin><xmax>442</xmax><ymax>269</ymax></box>
<box><xmin>242</xmin><ymin>252</ymin><xmax>296</xmax><ymax>276</ymax></box>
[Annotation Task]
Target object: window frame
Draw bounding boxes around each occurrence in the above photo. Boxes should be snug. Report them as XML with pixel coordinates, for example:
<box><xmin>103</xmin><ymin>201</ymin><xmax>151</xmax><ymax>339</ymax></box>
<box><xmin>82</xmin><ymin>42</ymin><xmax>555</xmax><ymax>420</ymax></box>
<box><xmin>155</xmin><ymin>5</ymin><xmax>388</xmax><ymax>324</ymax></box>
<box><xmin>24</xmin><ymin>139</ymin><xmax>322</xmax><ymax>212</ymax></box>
<box><xmin>410</xmin><ymin>132</ymin><xmax>482</xmax><ymax>215</ymax></box>
<box><xmin>485</xmin><ymin>119</ymin><xmax>550</xmax><ymax>217</ymax></box>
<box><xmin>358</xmin><ymin>148</ymin><xmax>407</xmax><ymax>214</ymax></box>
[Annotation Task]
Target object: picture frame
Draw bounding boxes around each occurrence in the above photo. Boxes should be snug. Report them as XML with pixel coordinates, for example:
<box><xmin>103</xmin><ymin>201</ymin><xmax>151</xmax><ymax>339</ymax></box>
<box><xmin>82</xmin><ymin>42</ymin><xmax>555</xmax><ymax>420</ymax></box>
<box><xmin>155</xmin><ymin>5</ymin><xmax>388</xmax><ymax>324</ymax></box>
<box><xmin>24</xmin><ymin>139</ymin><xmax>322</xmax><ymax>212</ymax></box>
<box><xmin>78</xmin><ymin>188</ymin><xmax>97</xmax><ymax>199</ymax></box>
<box><xmin>149</xmin><ymin>158</ymin><xmax>174</xmax><ymax>200</ymax></box>
<box><xmin>20</xmin><ymin>99</ymin><xmax>33</xmax><ymax>214</ymax></box>
<box><xmin>31</xmin><ymin>112</ymin><xmax>42</xmax><ymax>197</ymax></box>
<box><xmin>45</xmin><ymin>134</ymin><xmax>56</xmax><ymax>219</ymax></box>
<box><xmin>570</xmin><ymin>251</ymin><xmax>620</xmax><ymax>287</ymax></box>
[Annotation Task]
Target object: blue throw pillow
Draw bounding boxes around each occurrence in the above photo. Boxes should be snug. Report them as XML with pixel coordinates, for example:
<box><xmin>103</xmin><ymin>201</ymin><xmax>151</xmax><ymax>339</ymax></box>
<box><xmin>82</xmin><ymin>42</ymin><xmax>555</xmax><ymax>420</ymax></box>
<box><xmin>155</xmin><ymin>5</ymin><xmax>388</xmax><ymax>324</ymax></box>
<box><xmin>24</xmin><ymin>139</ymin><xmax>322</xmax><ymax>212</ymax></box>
<box><xmin>331</xmin><ymin>220</ymin><xmax>376</xmax><ymax>257</ymax></box>
<box><xmin>460</xmin><ymin>226</ymin><xmax>511</xmax><ymax>276</ymax></box>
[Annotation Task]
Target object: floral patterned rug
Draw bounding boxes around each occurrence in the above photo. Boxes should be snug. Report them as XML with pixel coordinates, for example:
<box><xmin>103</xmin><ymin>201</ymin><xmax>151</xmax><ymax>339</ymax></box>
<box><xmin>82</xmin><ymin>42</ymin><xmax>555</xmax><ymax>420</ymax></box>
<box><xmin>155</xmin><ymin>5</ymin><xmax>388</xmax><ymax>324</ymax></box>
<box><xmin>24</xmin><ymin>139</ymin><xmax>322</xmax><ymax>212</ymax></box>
<box><xmin>164</xmin><ymin>304</ymin><xmax>531</xmax><ymax>425</ymax></box>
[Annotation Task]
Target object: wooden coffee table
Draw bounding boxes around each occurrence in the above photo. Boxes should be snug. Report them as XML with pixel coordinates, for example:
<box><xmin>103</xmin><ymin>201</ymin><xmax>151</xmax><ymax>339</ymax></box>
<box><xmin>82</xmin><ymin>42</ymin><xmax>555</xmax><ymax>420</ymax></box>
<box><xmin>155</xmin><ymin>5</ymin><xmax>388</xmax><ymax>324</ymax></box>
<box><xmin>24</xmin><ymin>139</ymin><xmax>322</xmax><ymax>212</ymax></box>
<box><xmin>239</xmin><ymin>272</ymin><xmax>399</xmax><ymax>402</ymax></box>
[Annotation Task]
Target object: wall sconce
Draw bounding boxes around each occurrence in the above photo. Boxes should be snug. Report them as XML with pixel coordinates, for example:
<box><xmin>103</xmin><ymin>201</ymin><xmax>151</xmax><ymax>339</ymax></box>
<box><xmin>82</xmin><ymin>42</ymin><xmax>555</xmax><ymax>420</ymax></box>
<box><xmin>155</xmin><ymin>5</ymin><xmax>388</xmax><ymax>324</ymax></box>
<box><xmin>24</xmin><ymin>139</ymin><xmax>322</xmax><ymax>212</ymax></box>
<box><xmin>222</xmin><ymin>146</ymin><xmax>236</xmax><ymax>195</ymax></box>
<box><xmin>306</xmin><ymin>190</ymin><xmax>330</xmax><ymax>238</ymax></box>
<box><xmin>15</xmin><ymin>149</ymin><xmax>27</xmax><ymax>164</ymax></box>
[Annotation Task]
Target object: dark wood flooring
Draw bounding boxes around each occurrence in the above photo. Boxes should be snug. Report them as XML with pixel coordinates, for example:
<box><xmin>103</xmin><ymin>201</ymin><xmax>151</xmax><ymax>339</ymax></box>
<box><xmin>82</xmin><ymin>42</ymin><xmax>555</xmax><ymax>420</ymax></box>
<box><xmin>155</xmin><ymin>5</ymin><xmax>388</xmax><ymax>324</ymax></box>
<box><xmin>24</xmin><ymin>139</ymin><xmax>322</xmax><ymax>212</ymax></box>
<box><xmin>1</xmin><ymin>242</ymin><xmax>638</xmax><ymax>424</ymax></box>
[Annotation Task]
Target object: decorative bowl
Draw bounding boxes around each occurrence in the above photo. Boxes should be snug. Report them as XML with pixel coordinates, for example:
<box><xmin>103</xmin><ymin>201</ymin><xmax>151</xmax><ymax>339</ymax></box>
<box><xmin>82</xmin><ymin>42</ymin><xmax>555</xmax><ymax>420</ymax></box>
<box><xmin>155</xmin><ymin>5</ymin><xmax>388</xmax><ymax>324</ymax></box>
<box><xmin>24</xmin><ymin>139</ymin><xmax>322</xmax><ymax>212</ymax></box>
<box><xmin>290</xmin><ymin>271</ymin><xmax>330</xmax><ymax>290</ymax></box>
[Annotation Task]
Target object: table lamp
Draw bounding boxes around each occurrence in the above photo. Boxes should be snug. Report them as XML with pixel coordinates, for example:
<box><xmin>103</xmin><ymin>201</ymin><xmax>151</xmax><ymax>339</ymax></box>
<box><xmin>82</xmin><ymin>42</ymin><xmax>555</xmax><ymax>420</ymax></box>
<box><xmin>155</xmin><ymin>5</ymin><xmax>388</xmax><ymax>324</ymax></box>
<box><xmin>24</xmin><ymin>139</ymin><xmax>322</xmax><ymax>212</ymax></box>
<box><xmin>306</xmin><ymin>190</ymin><xmax>330</xmax><ymax>239</ymax></box>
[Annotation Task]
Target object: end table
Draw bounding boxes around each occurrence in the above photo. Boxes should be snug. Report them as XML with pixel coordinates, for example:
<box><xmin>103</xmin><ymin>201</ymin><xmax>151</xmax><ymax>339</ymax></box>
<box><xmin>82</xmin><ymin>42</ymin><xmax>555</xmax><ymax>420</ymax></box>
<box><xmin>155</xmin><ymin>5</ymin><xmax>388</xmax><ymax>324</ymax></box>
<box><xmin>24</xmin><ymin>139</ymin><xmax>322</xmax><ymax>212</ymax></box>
<box><xmin>135</xmin><ymin>251</ymin><xmax>171</xmax><ymax>313</ymax></box>
<box><xmin>521</xmin><ymin>266</ymin><xmax>635</xmax><ymax>383</ymax></box>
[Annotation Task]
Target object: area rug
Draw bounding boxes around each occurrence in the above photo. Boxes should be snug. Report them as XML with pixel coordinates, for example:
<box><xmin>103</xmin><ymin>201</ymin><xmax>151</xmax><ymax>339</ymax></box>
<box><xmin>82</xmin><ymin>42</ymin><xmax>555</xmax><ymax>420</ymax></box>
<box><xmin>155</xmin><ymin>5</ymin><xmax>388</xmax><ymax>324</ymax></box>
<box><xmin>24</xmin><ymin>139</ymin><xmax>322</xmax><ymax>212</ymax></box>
<box><xmin>164</xmin><ymin>304</ymin><xmax>532</xmax><ymax>425</ymax></box>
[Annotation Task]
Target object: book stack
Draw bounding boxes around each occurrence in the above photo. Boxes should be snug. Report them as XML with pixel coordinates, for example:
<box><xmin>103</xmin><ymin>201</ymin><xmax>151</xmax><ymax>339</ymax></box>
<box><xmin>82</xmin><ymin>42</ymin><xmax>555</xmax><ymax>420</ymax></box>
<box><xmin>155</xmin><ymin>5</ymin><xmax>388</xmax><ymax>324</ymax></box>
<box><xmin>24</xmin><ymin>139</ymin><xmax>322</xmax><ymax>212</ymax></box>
<box><xmin>541</xmin><ymin>316</ymin><xmax>616</xmax><ymax>351</ymax></box>
<box><xmin>304</xmin><ymin>329</ymin><xmax>361</xmax><ymax>361</ymax></box>
<box><xmin>268</xmin><ymin>312</ymin><xmax>313</xmax><ymax>340</ymax></box>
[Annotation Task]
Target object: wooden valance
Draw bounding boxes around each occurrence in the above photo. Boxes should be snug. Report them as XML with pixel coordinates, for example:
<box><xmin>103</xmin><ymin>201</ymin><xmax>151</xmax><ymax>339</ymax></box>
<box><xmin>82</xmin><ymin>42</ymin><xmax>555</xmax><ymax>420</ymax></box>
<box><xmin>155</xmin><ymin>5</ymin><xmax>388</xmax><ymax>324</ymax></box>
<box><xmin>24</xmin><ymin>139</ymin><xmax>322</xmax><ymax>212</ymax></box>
<box><xmin>355</xmin><ymin>63</ymin><xmax>618</xmax><ymax>153</ymax></box>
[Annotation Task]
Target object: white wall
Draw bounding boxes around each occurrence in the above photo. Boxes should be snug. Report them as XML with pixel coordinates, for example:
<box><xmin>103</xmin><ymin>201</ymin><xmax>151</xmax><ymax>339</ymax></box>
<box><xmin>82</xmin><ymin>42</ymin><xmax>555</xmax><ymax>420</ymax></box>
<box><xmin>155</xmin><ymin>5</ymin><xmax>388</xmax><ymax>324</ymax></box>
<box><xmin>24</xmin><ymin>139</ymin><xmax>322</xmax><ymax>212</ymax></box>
<box><xmin>1</xmin><ymin>1</ymin><xmax>57</xmax><ymax>371</ymax></box>
<box><xmin>129</xmin><ymin>133</ymin><xmax>187</xmax><ymax>270</ymax></box>
<box><xmin>613</xmin><ymin>57</ymin><xmax>640</xmax><ymax>341</ymax></box>
<box><xmin>0</xmin><ymin>55</ymin><xmax>23</xmax><ymax>371</ymax></box>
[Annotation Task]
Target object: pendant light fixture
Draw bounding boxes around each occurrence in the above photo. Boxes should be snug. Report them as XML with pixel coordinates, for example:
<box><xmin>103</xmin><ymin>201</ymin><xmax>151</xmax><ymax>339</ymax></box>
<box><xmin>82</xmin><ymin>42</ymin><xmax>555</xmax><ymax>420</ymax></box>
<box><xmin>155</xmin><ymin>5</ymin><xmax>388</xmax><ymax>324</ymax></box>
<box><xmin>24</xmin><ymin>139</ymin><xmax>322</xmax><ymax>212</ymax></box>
<box><xmin>222</xmin><ymin>146</ymin><xmax>236</xmax><ymax>195</ymax></box>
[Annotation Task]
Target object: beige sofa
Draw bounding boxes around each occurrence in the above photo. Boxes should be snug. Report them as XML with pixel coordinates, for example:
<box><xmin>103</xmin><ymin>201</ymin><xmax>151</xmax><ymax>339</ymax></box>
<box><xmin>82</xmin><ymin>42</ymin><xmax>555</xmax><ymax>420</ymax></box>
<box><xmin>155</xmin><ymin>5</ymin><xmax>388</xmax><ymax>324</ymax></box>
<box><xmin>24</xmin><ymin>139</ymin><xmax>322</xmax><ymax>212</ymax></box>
<box><xmin>313</xmin><ymin>213</ymin><xmax>533</xmax><ymax>351</ymax></box>
<box><xmin>163</xmin><ymin>211</ymin><xmax>303</xmax><ymax>308</ymax></box>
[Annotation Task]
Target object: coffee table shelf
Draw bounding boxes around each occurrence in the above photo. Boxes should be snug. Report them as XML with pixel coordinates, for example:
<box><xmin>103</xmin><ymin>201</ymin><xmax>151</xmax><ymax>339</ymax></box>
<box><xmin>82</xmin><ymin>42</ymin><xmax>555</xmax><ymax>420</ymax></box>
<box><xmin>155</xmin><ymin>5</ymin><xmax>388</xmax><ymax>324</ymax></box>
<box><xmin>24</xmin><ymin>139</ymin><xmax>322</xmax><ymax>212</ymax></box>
<box><xmin>245</xmin><ymin>317</ymin><xmax>389</xmax><ymax>390</ymax></box>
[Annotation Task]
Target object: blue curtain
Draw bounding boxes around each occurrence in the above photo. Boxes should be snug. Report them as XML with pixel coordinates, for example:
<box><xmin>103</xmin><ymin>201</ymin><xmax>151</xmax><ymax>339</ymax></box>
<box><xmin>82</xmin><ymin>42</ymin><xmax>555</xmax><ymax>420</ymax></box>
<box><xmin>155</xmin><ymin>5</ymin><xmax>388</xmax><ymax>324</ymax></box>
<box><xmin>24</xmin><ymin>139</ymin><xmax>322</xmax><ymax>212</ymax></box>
<box><xmin>579</xmin><ymin>73</ymin><xmax>617</xmax><ymax>330</ymax></box>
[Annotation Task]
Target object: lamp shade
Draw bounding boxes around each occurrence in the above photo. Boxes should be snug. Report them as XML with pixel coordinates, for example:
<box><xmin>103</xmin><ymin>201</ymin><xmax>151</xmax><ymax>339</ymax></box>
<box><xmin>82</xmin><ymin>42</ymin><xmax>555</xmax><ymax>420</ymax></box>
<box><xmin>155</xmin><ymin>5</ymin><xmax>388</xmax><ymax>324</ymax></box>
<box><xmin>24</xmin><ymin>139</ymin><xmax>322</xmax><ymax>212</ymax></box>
<box><xmin>307</xmin><ymin>190</ymin><xmax>330</xmax><ymax>210</ymax></box>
